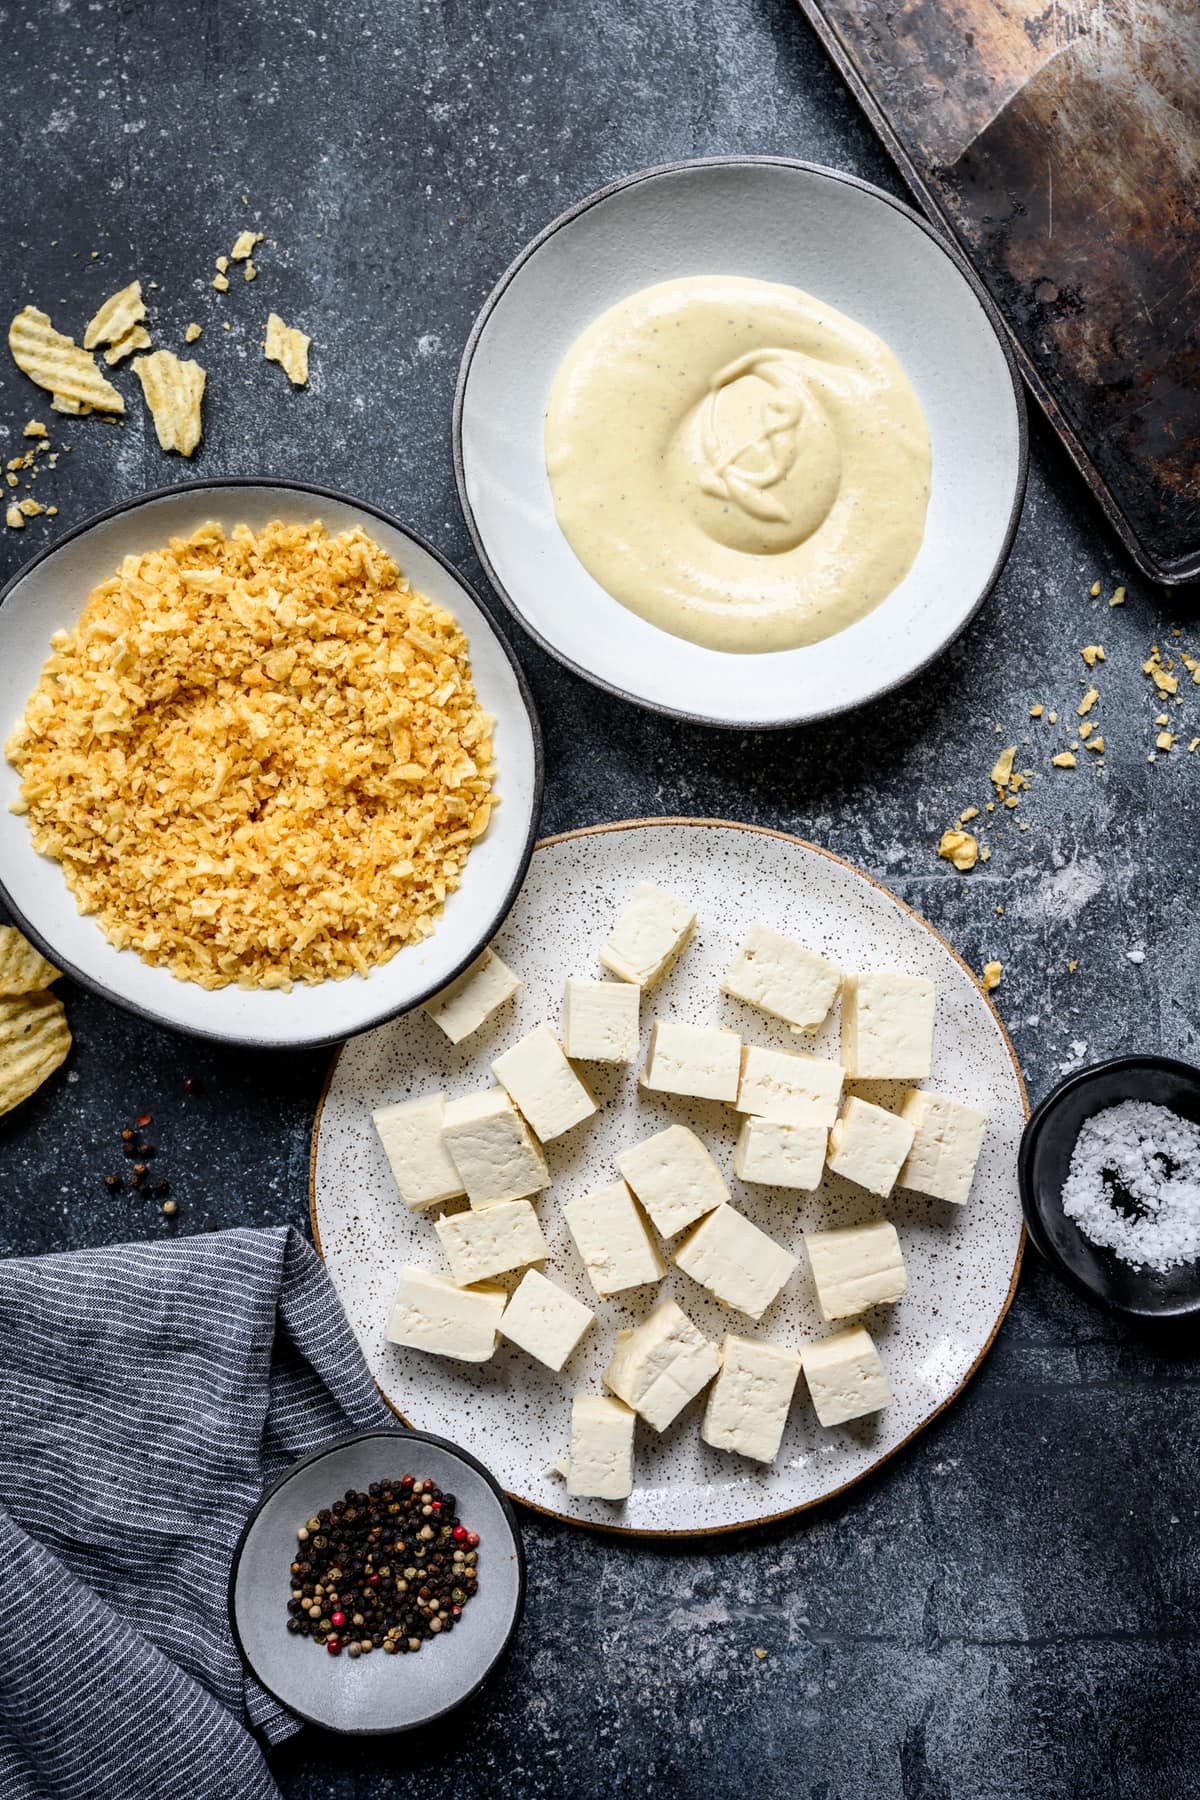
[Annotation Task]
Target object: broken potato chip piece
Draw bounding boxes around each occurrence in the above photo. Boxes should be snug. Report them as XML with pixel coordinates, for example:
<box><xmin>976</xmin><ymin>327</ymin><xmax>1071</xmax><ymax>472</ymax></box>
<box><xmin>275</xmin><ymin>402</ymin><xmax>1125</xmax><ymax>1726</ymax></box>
<box><xmin>265</xmin><ymin>312</ymin><xmax>310</xmax><ymax>386</ymax></box>
<box><xmin>0</xmin><ymin>990</ymin><xmax>71</xmax><ymax>1117</ymax></box>
<box><xmin>231</xmin><ymin>230</ymin><xmax>263</xmax><ymax>260</ymax></box>
<box><xmin>0</xmin><ymin>925</ymin><xmax>60</xmax><ymax>996</ymax></box>
<box><xmin>134</xmin><ymin>351</ymin><xmax>205</xmax><ymax>457</ymax></box>
<box><xmin>982</xmin><ymin>961</ymin><xmax>1002</xmax><ymax>992</ymax></box>
<box><xmin>83</xmin><ymin>280</ymin><xmax>147</xmax><ymax>351</ymax></box>
<box><xmin>9</xmin><ymin>306</ymin><xmax>125</xmax><ymax>414</ymax></box>
<box><xmin>104</xmin><ymin>324</ymin><xmax>152</xmax><ymax>366</ymax></box>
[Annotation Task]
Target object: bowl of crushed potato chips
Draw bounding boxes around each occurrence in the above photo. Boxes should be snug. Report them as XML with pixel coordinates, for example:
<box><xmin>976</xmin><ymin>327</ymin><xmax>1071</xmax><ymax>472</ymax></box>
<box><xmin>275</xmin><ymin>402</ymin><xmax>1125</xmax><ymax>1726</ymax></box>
<box><xmin>0</xmin><ymin>481</ymin><xmax>542</xmax><ymax>1049</ymax></box>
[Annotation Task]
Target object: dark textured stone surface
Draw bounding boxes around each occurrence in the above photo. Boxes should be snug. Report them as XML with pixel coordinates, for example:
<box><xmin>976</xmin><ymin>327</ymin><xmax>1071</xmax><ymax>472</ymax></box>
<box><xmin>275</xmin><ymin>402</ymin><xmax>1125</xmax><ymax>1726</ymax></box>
<box><xmin>2</xmin><ymin>3</ymin><xmax>1198</xmax><ymax>1796</ymax></box>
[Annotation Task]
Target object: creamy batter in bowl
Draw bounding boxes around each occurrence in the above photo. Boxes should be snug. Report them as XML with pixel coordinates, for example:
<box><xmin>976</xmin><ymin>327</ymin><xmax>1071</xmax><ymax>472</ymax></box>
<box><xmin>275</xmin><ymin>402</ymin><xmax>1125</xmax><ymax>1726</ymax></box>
<box><xmin>545</xmin><ymin>276</ymin><xmax>931</xmax><ymax>653</ymax></box>
<box><xmin>454</xmin><ymin>156</ymin><xmax>1026</xmax><ymax>727</ymax></box>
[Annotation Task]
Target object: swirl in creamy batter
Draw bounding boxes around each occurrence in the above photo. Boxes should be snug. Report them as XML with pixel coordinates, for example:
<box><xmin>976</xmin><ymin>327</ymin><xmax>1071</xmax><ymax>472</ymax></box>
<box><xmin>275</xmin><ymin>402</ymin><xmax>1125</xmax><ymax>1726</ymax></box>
<box><xmin>544</xmin><ymin>276</ymin><xmax>932</xmax><ymax>653</ymax></box>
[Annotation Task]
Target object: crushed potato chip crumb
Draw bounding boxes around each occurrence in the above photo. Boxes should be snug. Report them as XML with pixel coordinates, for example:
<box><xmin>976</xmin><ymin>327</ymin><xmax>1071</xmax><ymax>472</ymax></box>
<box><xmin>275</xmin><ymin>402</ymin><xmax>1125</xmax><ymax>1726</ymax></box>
<box><xmin>23</xmin><ymin>420</ymin><xmax>47</xmax><ymax>439</ymax></box>
<box><xmin>212</xmin><ymin>274</ymin><xmax>230</xmax><ymax>293</ymax></box>
<box><xmin>6</xmin><ymin>521</ymin><xmax>496</xmax><ymax>990</ymax></box>
<box><xmin>1077</xmin><ymin>687</ymin><xmax>1099</xmax><ymax>716</ymax></box>
<box><xmin>938</xmin><ymin>829</ymin><xmax>978</xmax><ymax>872</ymax></box>
<box><xmin>1029</xmin><ymin>703</ymin><xmax>1043</xmax><ymax>718</ymax></box>
<box><xmin>265</xmin><ymin>312</ymin><xmax>310</xmax><ymax>387</ymax></box>
<box><xmin>185</xmin><ymin>323</ymin><xmax>202</xmax><ymax>343</ymax></box>
<box><xmin>1089</xmin><ymin>581</ymin><xmax>1101</xmax><ymax>597</ymax></box>
<box><xmin>1110</xmin><ymin>586</ymin><xmax>1126</xmax><ymax>606</ymax></box>
<box><xmin>1081</xmin><ymin>645</ymin><xmax>1105</xmax><ymax>667</ymax></box>
<box><xmin>982</xmin><ymin>961</ymin><xmax>1002</xmax><ymax>992</ymax></box>
<box><xmin>958</xmin><ymin>806</ymin><xmax>979</xmax><ymax>824</ymax></box>
<box><xmin>231</xmin><ymin>230</ymin><xmax>263</xmax><ymax>261</ymax></box>
<box><xmin>1156</xmin><ymin>731</ymin><xmax>1175</xmax><ymax>751</ymax></box>
<box><xmin>990</xmin><ymin>745</ymin><xmax>1017</xmax><ymax>789</ymax></box>
<box><xmin>1051</xmin><ymin>751</ymin><xmax>1077</xmax><ymax>768</ymax></box>
<box><xmin>6</xmin><ymin>504</ymin><xmax>24</xmax><ymax>529</ymax></box>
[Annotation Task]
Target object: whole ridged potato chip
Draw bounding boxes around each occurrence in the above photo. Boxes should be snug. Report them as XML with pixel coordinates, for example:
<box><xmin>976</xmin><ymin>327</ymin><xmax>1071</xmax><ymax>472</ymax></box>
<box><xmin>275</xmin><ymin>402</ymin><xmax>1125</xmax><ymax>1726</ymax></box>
<box><xmin>0</xmin><ymin>991</ymin><xmax>71</xmax><ymax>1116</ymax></box>
<box><xmin>0</xmin><ymin>926</ymin><xmax>61</xmax><ymax>996</ymax></box>
<box><xmin>8</xmin><ymin>306</ymin><xmax>125</xmax><ymax>414</ymax></box>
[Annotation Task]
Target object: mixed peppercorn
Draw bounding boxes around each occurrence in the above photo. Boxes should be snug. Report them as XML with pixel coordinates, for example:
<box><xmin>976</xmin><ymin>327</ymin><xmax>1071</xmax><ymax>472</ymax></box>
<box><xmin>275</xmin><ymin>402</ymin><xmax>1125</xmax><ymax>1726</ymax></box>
<box><xmin>287</xmin><ymin>1476</ymin><xmax>480</xmax><ymax>1659</ymax></box>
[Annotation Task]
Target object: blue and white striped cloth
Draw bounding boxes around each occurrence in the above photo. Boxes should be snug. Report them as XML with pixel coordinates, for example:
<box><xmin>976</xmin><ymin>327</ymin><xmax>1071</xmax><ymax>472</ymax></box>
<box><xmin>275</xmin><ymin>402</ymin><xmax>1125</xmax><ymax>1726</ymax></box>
<box><xmin>0</xmin><ymin>1226</ymin><xmax>390</xmax><ymax>1800</ymax></box>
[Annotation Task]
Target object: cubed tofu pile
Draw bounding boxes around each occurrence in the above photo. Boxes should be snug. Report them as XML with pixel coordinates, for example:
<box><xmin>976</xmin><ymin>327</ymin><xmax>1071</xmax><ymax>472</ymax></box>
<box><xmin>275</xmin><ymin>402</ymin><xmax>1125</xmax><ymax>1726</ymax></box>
<box><xmin>376</xmin><ymin>885</ymin><xmax>989</xmax><ymax>1503</ymax></box>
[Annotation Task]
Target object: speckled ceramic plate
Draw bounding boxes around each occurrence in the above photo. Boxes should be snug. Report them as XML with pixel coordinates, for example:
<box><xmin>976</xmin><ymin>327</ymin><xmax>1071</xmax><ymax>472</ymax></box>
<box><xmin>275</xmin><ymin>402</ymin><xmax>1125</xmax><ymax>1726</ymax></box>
<box><xmin>454</xmin><ymin>157</ymin><xmax>1026</xmax><ymax>728</ymax></box>
<box><xmin>0</xmin><ymin>480</ymin><xmax>541</xmax><ymax>1050</ymax></box>
<box><xmin>311</xmin><ymin>819</ymin><xmax>1027</xmax><ymax>1536</ymax></box>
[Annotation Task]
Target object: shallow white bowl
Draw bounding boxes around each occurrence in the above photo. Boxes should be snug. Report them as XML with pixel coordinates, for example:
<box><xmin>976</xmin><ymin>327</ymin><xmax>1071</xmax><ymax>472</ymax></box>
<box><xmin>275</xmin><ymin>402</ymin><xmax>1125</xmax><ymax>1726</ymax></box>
<box><xmin>0</xmin><ymin>480</ymin><xmax>542</xmax><ymax>1049</ymax></box>
<box><xmin>455</xmin><ymin>157</ymin><xmax>1027</xmax><ymax>728</ymax></box>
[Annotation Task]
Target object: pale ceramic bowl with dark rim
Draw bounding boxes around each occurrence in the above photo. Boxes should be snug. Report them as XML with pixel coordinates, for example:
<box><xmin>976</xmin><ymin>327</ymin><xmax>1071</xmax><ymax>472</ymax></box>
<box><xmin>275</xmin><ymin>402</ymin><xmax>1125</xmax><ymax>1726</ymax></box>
<box><xmin>1019</xmin><ymin>1054</ymin><xmax>1200</xmax><ymax>1321</ymax></box>
<box><xmin>454</xmin><ymin>156</ymin><xmax>1027</xmax><ymax>729</ymax></box>
<box><xmin>0</xmin><ymin>480</ymin><xmax>542</xmax><ymax>1050</ymax></box>
<box><xmin>228</xmin><ymin>1427</ymin><xmax>525</xmax><ymax>1735</ymax></box>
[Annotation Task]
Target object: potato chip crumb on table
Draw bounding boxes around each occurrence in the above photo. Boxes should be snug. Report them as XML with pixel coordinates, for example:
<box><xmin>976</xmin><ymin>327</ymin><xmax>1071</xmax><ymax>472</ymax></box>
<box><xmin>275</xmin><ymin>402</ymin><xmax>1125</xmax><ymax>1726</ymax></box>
<box><xmin>1051</xmin><ymin>751</ymin><xmax>1077</xmax><ymax>768</ymax></box>
<box><xmin>982</xmin><ymin>961</ymin><xmax>1002</xmax><ymax>992</ymax></box>
<box><xmin>265</xmin><ymin>312</ymin><xmax>310</xmax><ymax>386</ymax></box>
<box><xmin>5</xmin><ymin>520</ymin><xmax>497</xmax><ymax>991</ymax></box>
<box><xmin>231</xmin><ymin>230</ymin><xmax>263</xmax><ymax>260</ymax></box>
<box><xmin>134</xmin><ymin>350</ymin><xmax>205</xmax><ymax>456</ymax></box>
<box><xmin>184</xmin><ymin>323</ymin><xmax>202</xmax><ymax>343</ymax></box>
<box><xmin>938</xmin><ymin>829</ymin><xmax>978</xmax><ymax>872</ymax></box>
<box><xmin>6</xmin><ymin>504</ymin><xmax>24</xmax><ymax>529</ymax></box>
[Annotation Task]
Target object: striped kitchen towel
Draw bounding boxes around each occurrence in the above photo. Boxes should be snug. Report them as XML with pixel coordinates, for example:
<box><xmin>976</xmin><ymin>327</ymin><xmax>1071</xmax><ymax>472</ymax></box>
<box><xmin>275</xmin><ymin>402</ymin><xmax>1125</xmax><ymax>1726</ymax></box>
<box><xmin>0</xmin><ymin>1225</ymin><xmax>391</xmax><ymax>1800</ymax></box>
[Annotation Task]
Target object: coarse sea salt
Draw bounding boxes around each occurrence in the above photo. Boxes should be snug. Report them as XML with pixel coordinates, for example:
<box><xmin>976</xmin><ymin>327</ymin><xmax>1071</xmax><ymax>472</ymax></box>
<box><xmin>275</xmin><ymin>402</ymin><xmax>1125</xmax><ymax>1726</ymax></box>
<box><xmin>1061</xmin><ymin>1100</ymin><xmax>1200</xmax><ymax>1272</ymax></box>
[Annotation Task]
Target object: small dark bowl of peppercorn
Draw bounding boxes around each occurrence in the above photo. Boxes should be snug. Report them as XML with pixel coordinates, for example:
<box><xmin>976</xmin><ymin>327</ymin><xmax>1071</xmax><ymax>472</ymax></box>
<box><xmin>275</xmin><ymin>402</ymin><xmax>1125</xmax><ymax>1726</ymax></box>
<box><xmin>229</xmin><ymin>1428</ymin><xmax>525</xmax><ymax>1734</ymax></box>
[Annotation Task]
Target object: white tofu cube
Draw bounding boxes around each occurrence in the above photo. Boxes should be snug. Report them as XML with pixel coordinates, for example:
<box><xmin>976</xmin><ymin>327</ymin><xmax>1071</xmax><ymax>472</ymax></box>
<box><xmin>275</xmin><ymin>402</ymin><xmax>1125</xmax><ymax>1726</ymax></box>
<box><xmin>674</xmin><ymin>1206</ymin><xmax>798</xmax><ymax>1322</ymax></box>
<box><xmin>372</xmin><ymin>1093</ymin><xmax>465</xmax><ymax>1211</ymax></box>
<box><xmin>561</xmin><ymin>977</ymin><xmax>640</xmax><ymax>1063</ymax></box>
<box><xmin>562</xmin><ymin>1179</ymin><xmax>666</xmax><ymax>1299</ymax></box>
<box><xmin>736</xmin><ymin>1044</ymin><xmax>844</xmax><ymax>1125</ymax></box>
<box><xmin>805</xmin><ymin>1220</ymin><xmax>907</xmax><ymax>1321</ymax></box>
<box><xmin>733</xmin><ymin>1117</ymin><xmax>827</xmax><ymax>1190</ymax></box>
<box><xmin>423</xmin><ymin>948</ymin><xmax>520</xmax><ymax>1043</ymax></box>
<box><xmin>434</xmin><ymin>1198</ymin><xmax>547</xmax><ymax>1286</ymax></box>
<box><xmin>640</xmin><ymin>1020</ymin><xmax>742</xmax><ymax>1103</ymax></box>
<box><xmin>566</xmin><ymin>1394</ymin><xmax>636</xmax><ymax>1499</ymax></box>
<box><xmin>491</xmin><ymin>1024</ymin><xmax>596</xmax><ymax>1141</ymax></box>
<box><xmin>617</xmin><ymin>1124</ymin><xmax>729</xmax><ymax>1238</ymax></box>
<box><xmin>841</xmin><ymin>972</ymin><xmax>935</xmax><ymax>1080</ymax></box>
<box><xmin>386</xmin><ymin>1267</ymin><xmax>506</xmax><ymax>1363</ymax></box>
<box><xmin>499</xmin><ymin>1269</ymin><xmax>594</xmax><ymax>1371</ymax></box>
<box><xmin>441</xmin><ymin>1090</ymin><xmax>549</xmax><ymax>1207</ymax></box>
<box><xmin>603</xmin><ymin>1298</ymin><xmax>721</xmax><ymax>1431</ymax></box>
<box><xmin>701</xmin><ymin>1334</ymin><xmax>802</xmax><ymax>1463</ymax></box>
<box><xmin>898</xmin><ymin>1090</ymin><xmax>988</xmax><ymax>1205</ymax></box>
<box><xmin>599</xmin><ymin>881</ymin><xmax>696</xmax><ymax>988</ymax></box>
<box><xmin>721</xmin><ymin>923</ymin><xmax>842</xmax><ymax>1030</ymax></box>
<box><xmin>802</xmin><ymin>1326</ymin><xmax>892</xmax><ymax>1426</ymax></box>
<box><xmin>826</xmin><ymin>1097</ymin><xmax>916</xmax><ymax>1198</ymax></box>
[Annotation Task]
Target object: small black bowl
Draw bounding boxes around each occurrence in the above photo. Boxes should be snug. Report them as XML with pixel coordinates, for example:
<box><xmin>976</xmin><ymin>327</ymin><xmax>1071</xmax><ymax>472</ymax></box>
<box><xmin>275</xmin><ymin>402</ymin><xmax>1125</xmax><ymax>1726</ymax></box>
<box><xmin>228</xmin><ymin>1427</ymin><xmax>525</xmax><ymax>1735</ymax></box>
<box><xmin>1018</xmin><ymin>1054</ymin><xmax>1200</xmax><ymax>1321</ymax></box>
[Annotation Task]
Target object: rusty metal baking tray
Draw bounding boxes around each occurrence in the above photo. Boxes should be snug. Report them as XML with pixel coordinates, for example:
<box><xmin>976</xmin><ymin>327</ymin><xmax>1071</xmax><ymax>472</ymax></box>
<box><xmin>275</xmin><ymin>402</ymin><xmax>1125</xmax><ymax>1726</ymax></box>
<box><xmin>796</xmin><ymin>0</ymin><xmax>1200</xmax><ymax>584</ymax></box>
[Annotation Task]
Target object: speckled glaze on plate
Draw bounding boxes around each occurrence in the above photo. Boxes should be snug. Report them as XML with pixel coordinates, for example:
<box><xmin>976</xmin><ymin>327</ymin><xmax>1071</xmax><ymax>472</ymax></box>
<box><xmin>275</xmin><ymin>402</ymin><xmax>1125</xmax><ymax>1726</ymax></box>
<box><xmin>311</xmin><ymin>820</ymin><xmax>1027</xmax><ymax>1536</ymax></box>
